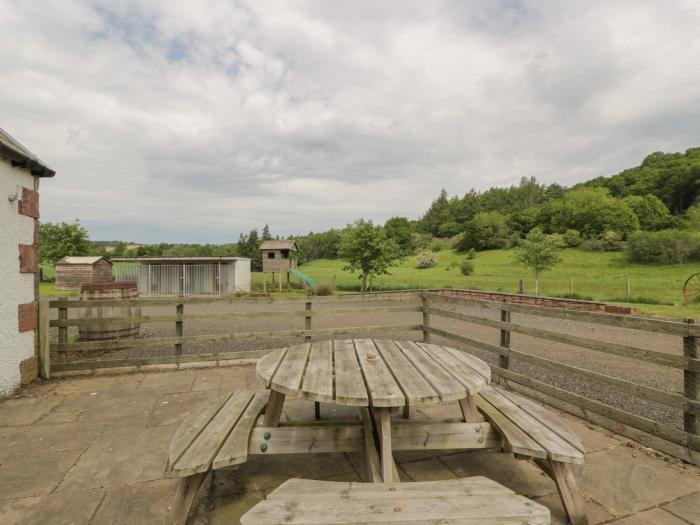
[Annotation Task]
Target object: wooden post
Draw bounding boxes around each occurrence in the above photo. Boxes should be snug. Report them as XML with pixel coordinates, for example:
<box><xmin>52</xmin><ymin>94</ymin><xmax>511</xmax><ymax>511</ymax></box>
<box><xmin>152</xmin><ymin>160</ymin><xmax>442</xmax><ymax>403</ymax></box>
<box><xmin>421</xmin><ymin>293</ymin><xmax>431</xmax><ymax>343</ymax></box>
<box><xmin>518</xmin><ymin>279</ymin><xmax>524</xmax><ymax>295</ymax></box>
<box><xmin>569</xmin><ymin>279</ymin><xmax>574</xmax><ymax>296</ymax></box>
<box><xmin>626</xmin><ymin>276</ymin><xmax>631</xmax><ymax>302</ymax></box>
<box><xmin>304</xmin><ymin>300</ymin><xmax>312</xmax><ymax>343</ymax></box>
<box><xmin>499</xmin><ymin>302</ymin><xmax>511</xmax><ymax>370</ymax></box>
<box><xmin>38</xmin><ymin>300</ymin><xmax>50</xmax><ymax>379</ymax></box>
<box><xmin>57</xmin><ymin>305</ymin><xmax>67</xmax><ymax>362</ymax></box>
<box><xmin>175</xmin><ymin>300</ymin><xmax>184</xmax><ymax>357</ymax></box>
<box><xmin>684</xmin><ymin>318</ymin><xmax>698</xmax><ymax>436</ymax></box>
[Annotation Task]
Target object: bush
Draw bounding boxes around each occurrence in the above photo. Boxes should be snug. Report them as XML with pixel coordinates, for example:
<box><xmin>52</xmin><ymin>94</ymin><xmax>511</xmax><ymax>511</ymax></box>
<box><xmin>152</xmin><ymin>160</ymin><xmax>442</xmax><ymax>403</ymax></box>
<box><xmin>454</xmin><ymin>211</ymin><xmax>510</xmax><ymax>252</ymax></box>
<box><xmin>562</xmin><ymin>229</ymin><xmax>582</xmax><ymax>247</ymax></box>
<box><xmin>313</xmin><ymin>283</ymin><xmax>335</xmax><ymax>296</ymax></box>
<box><xmin>459</xmin><ymin>259</ymin><xmax>474</xmax><ymax>275</ymax></box>
<box><xmin>430</xmin><ymin>242</ymin><xmax>442</xmax><ymax>252</ymax></box>
<box><xmin>581</xmin><ymin>231</ymin><xmax>624</xmax><ymax>252</ymax></box>
<box><xmin>626</xmin><ymin>230</ymin><xmax>700</xmax><ymax>263</ymax></box>
<box><xmin>466</xmin><ymin>248</ymin><xmax>477</xmax><ymax>259</ymax></box>
<box><xmin>415</xmin><ymin>251</ymin><xmax>438</xmax><ymax>269</ymax></box>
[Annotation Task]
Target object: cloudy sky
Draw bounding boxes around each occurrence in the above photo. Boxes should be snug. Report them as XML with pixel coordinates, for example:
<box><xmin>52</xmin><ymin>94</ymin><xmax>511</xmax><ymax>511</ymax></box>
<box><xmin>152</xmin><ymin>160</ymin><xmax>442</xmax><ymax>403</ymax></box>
<box><xmin>2</xmin><ymin>1</ymin><xmax>700</xmax><ymax>243</ymax></box>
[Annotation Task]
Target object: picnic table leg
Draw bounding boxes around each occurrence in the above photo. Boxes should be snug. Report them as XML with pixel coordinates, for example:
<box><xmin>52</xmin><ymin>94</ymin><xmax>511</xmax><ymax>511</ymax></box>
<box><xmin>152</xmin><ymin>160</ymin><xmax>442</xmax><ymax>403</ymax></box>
<box><xmin>171</xmin><ymin>472</ymin><xmax>209</xmax><ymax>525</ymax></box>
<box><xmin>458</xmin><ymin>396</ymin><xmax>484</xmax><ymax>423</ymax></box>
<box><xmin>377</xmin><ymin>408</ymin><xmax>394</xmax><ymax>483</ymax></box>
<box><xmin>537</xmin><ymin>459</ymin><xmax>589</xmax><ymax>525</ymax></box>
<box><xmin>263</xmin><ymin>390</ymin><xmax>285</xmax><ymax>427</ymax></box>
<box><xmin>402</xmin><ymin>404</ymin><xmax>414</xmax><ymax>419</ymax></box>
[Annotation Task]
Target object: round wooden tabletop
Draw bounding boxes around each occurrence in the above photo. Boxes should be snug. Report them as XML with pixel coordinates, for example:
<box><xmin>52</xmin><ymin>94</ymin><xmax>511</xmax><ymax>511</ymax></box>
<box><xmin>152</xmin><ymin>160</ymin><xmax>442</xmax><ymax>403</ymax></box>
<box><xmin>256</xmin><ymin>339</ymin><xmax>491</xmax><ymax>408</ymax></box>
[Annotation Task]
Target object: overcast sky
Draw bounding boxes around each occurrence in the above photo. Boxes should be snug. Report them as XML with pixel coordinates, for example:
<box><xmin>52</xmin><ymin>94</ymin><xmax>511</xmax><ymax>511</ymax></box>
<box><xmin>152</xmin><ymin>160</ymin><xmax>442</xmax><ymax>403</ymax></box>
<box><xmin>2</xmin><ymin>1</ymin><xmax>700</xmax><ymax>243</ymax></box>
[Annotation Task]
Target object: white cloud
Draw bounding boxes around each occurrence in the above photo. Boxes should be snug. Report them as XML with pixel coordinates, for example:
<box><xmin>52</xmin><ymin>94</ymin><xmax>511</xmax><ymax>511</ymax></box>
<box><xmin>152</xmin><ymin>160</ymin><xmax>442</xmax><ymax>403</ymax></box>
<box><xmin>1</xmin><ymin>0</ymin><xmax>699</xmax><ymax>242</ymax></box>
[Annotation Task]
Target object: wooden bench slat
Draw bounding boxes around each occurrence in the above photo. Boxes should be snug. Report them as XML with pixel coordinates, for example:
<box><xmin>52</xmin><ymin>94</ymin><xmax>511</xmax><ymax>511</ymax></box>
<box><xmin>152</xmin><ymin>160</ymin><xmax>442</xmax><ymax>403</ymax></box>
<box><xmin>242</xmin><ymin>476</ymin><xmax>551</xmax><ymax>525</ymax></box>
<box><xmin>354</xmin><ymin>338</ymin><xmax>405</xmax><ymax>407</ymax></box>
<box><xmin>333</xmin><ymin>340</ymin><xmax>369</xmax><ymax>406</ymax></box>
<box><xmin>271</xmin><ymin>343</ymin><xmax>312</xmax><ymax>395</ymax></box>
<box><xmin>300</xmin><ymin>341</ymin><xmax>334</xmax><ymax>403</ymax></box>
<box><xmin>172</xmin><ymin>390</ymin><xmax>255</xmax><ymax>476</ymax></box>
<box><xmin>373</xmin><ymin>340</ymin><xmax>440</xmax><ymax>406</ymax></box>
<box><xmin>497</xmin><ymin>389</ymin><xmax>585</xmax><ymax>456</ymax></box>
<box><xmin>395</xmin><ymin>341</ymin><xmax>466</xmax><ymax>402</ymax></box>
<box><xmin>480</xmin><ymin>387</ymin><xmax>584</xmax><ymax>464</ymax></box>
<box><xmin>417</xmin><ymin>342</ymin><xmax>487</xmax><ymax>395</ymax></box>
<box><xmin>265</xmin><ymin>477</ymin><xmax>515</xmax><ymax>500</ymax></box>
<box><xmin>167</xmin><ymin>392</ymin><xmax>233</xmax><ymax>472</ymax></box>
<box><xmin>212</xmin><ymin>392</ymin><xmax>269</xmax><ymax>470</ymax></box>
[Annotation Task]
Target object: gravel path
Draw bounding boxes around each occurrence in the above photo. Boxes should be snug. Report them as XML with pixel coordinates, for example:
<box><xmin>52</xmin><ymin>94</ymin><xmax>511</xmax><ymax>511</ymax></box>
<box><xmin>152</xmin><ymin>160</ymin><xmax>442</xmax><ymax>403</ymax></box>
<box><xmin>51</xmin><ymin>296</ymin><xmax>686</xmax><ymax>430</ymax></box>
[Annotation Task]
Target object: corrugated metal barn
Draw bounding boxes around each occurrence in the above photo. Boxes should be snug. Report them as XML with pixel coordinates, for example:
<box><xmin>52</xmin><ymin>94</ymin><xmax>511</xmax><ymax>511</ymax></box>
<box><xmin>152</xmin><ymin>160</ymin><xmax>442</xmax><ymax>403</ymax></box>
<box><xmin>112</xmin><ymin>257</ymin><xmax>251</xmax><ymax>296</ymax></box>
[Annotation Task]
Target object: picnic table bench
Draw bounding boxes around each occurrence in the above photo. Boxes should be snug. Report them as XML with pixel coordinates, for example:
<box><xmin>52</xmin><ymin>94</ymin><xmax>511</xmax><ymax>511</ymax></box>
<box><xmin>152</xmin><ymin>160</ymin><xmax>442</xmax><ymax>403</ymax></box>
<box><xmin>241</xmin><ymin>477</ymin><xmax>551</xmax><ymax>524</ymax></box>
<box><xmin>165</xmin><ymin>339</ymin><xmax>588</xmax><ymax>525</ymax></box>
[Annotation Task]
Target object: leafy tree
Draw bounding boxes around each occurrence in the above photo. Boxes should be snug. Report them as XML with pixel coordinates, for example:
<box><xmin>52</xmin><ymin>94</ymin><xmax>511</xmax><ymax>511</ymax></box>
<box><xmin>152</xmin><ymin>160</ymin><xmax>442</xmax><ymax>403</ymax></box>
<box><xmin>39</xmin><ymin>220</ymin><xmax>92</xmax><ymax>264</ymax></box>
<box><xmin>237</xmin><ymin>229</ymin><xmax>262</xmax><ymax>270</ymax></box>
<box><xmin>111</xmin><ymin>241</ymin><xmax>128</xmax><ymax>256</ymax></box>
<box><xmin>623</xmin><ymin>194</ymin><xmax>673</xmax><ymax>230</ymax></box>
<box><xmin>261</xmin><ymin>224</ymin><xmax>273</xmax><ymax>241</ymax></box>
<box><xmin>418</xmin><ymin>188</ymin><xmax>453</xmax><ymax>235</ymax></box>
<box><xmin>338</xmin><ymin>219</ymin><xmax>402</xmax><ymax>291</ymax></box>
<box><xmin>384</xmin><ymin>217</ymin><xmax>416</xmax><ymax>254</ymax></box>
<box><xmin>513</xmin><ymin>228</ymin><xmax>562</xmax><ymax>296</ymax></box>
<box><xmin>296</xmin><ymin>229</ymin><xmax>341</xmax><ymax>262</ymax></box>
<box><xmin>454</xmin><ymin>212</ymin><xmax>510</xmax><ymax>252</ymax></box>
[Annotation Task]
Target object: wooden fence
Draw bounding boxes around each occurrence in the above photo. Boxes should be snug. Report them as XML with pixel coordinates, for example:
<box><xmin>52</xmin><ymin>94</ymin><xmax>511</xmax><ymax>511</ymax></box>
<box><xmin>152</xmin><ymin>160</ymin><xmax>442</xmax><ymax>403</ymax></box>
<box><xmin>37</xmin><ymin>289</ymin><xmax>699</xmax><ymax>463</ymax></box>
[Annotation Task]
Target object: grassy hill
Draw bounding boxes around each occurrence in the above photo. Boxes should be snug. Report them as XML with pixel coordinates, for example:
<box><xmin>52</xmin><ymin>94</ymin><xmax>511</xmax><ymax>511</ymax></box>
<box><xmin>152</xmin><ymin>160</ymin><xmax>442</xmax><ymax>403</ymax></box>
<box><xmin>283</xmin><ymin>248</ymin><xmax>700</xmax><ymax>318</ymax></box>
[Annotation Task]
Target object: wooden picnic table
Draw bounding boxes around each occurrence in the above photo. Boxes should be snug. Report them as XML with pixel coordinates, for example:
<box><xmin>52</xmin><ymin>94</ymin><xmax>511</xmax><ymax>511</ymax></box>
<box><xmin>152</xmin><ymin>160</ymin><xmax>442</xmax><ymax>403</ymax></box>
<box><xmin>257</xmin><ymin>338</ymin><xmax>492</xmax><ymax>482</ymax></box>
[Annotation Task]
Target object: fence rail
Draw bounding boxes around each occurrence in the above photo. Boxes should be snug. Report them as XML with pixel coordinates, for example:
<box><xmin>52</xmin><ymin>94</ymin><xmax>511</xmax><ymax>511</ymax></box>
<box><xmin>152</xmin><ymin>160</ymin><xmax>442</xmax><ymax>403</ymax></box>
<box><xmin>36</xmin><ymin>288</ymin><xmax>700</xmax><ymax>463</ymax></box>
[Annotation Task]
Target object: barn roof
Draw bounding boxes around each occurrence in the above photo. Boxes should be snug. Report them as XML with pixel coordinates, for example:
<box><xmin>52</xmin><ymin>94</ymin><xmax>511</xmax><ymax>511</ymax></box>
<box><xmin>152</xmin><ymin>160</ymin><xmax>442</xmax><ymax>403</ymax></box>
<box><xmin>260</xmin><ymin>240</ymin><xmax>298</xmax><ymax>251</ymax></box>
<box><xmin>57</xmin><ymin>256</ymin><xmax>111</xmax><ymax>265</ymax></box>
<box><xmin>0</xmin><ymin>127</ymin><xmax>55</xmax><ymax>177</ymax></box>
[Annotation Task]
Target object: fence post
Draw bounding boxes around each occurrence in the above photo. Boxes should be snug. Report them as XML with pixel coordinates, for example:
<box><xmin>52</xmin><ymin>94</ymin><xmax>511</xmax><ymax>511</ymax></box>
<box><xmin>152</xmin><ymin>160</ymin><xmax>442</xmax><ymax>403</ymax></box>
<box><xmin>175</xmin><ymin>299</ymin><xmax>184</xmax><ymax>357</ymax></box>
<box><xmin>304</xmin><ymin>300</ymin><xmax>312</xmax><ymax>343</ymax></box>
<box><xmin>38</xmin><ymin>300</ymin><xmax>50</xmax><ymax>379</ymax></box>
<box><xmin>518</xmin><ymin>279</ymin><xmax>524</xmax><ymax>295</ymax></box>
<box><xmin>57</xmin><ymin>304</ymin><xmax>67</xmax><ymax>363</ymax></box>
<box><xmin>626</xmin><ymin>276</ymin><xmax>631</xmax><ymax>302</ymax></box>
<box><xmin>422</xmin><ymin>293</ymin><xmax>431</xmax><ymax>343</ymax></box>
<box><xmin>499</xmin><ymin>301</ymin><xmax>511</xmax><ymax>370</ymax></box>
<box><xmin>684</xmin><ymin>318</ymin><xmax>698</xmax><ymax>438</ymax></box>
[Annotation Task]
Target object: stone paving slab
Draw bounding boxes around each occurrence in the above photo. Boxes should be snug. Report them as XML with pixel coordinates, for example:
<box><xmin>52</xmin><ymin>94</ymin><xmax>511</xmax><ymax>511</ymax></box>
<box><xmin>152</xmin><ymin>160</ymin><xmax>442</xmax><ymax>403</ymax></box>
<box><xmin>0</xmin><ymin>365</ymin><xmax>699</xmax><ymax>524</ymax></box>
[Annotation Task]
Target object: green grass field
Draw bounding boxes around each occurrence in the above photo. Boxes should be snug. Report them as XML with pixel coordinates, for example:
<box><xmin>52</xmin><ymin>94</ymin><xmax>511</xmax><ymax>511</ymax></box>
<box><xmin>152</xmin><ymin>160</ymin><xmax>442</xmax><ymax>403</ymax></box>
<box><xmin>285</xmin><ymin>248</ymin><xmax>700</xmax><ymax>318</ymax></box>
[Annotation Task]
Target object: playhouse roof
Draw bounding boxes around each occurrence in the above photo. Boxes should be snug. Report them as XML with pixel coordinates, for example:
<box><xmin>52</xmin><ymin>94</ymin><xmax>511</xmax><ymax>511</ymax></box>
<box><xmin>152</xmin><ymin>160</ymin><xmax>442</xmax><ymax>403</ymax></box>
<box><xmin>260</xmin><ymin>240</ymin><xmax>298</xmax><ymax>251</ymax></box>
<box><xmin>0</xmin><ymin>126</ymin><xmax>55</xmax><ymax>177</ymax></box>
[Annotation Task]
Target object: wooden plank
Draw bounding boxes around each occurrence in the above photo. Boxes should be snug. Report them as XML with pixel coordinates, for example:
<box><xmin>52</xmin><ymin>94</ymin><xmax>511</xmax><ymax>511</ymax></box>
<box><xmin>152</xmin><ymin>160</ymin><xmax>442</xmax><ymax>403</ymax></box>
<box><xmin>172</xmin><ymin>390</ymin><xmax>255</xmax><ymax>476</ymax></box>
<box><xmin>395</xmin><ymin>341</ymin><xmax>466</xmax><ymax>402</ymax></box>
<box><xmin>248</xmin><ymin>425</ymin><xmax>364</xmax><ymax>455</ymax></box>
<box><xmin>418</xmin><ymin>342</ymin><xmax>488</xmax><ymax>394</ymax></box>
<box><xmin>213</xmin><ymin>392</ymin><xmax>269</xmax><ymax>469</ymax></box>
<box><xmin>440</xmin><ymin>345</ymin><xmax>492</xmax><ymax>381</ymax></box>
<box><xmin>265</xmin><ymin>476</ymin><xmax>515</xmax><ymax>500</ymax></box>
<box><xmin>423</xmin><ymin>326</ymin><xmax>506</xmax><ymax>357</ymax></box>
<box><xmin>262</xmin><ymin>390</ymin><xmax>285</xmax><ymax>427</ymax></box>
<box><xmin>480</xmin><ymin>387</ymin><xmax>584</xmax><ymax>464</ymax></box>
<box><xmin>256</xmin><ymin>347</ymin><xmax>287</xmax><ymax>388</ymax></box>
<box><xmin>475</xmin><ymin>395</ymin><xmax>546</xmax><ymax>459</ymax></box>
<box><xmin>458</xmin><ymin>396</ymin><xmax>484</xmax><ymax>423</ymax></box>
<box><xmin>391</xmin><ymin>421</ymin><xmax>499</xmax><ymax>450</ymax></box>
<box><xmin>333</xmin><ymin>340</ymin><xmax>369</xmax><ymax>406</ymax></box>
<box><xmin>354</xmin><ymin>339</ymin><xmax>405</xmax><ymax>408</ymax></box>
<box><xmin>38</xmin><ymin>300</ymin><xmax>50</xmax><ymax>379</ymax></box>
<box><xmin>497</xmin><ymin>389</ymin><xmax>584</xmax><ymax>455</ymax></box>
<box><xmin>378</xmin><ymin>408</ymin><xmax>393</xmax><ymax>483</ymax></box>
<box><xmin>241</xmin><ymin>494</ymin><xmax>551</xmax><ymax>524</ymax></box>
<box><xmin>359</xmin><ymin>408</ymin><xmax>381</xmax><ymax>483</ymax></box>
<box><xmin>373</xmin><ymin>340</ymin><xmax>440</xmax><ymax>406</ymax></box>
<box><xmin>270</xmin><ymin>343</ymin><xmax>311</xmax><ymax>395</ymax></box>
<box><xmin>300</xmin><ymin>341</ymin><xmax>334</xmax><ymax>403</ymax></box>
<box><xmin>51</xmin><ymin>324</ymin><xmax>423</xmax><ymax>353</ymax></box>
<box><xmin>167</xmin><ymin>394</ymin><xmax>232</xmax><ymax>472</ymax></box>
<box><xmin>171</xmin><ymin>472</ymin><xmax>209</xmax><ymax>525</ymax></box>
<box><xmin>548</xmin><ymin>460</ymin><xmax>590</xmax><ymax>525</ymax></box>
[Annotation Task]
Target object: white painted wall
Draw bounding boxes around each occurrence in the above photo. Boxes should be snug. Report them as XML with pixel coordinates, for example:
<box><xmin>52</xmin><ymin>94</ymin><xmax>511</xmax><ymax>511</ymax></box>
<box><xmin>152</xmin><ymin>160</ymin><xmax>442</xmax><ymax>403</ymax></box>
<box><xmin>229</xmin><ymin>258</ymin><xmax>251</xmax><ymax>293</ymax></box>
<box><xmin>0</xmin><ymin>158</ymin><xmax>36</xmax><ymax>396</ymax></box>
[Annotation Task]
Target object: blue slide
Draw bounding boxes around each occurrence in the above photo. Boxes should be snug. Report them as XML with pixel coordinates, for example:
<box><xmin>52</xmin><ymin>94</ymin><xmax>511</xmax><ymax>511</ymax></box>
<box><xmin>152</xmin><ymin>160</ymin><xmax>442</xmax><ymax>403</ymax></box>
<box><xmin>289</xmin><ymin>267</ymin><xmax>317</xmax><ymax>288</ymax></box>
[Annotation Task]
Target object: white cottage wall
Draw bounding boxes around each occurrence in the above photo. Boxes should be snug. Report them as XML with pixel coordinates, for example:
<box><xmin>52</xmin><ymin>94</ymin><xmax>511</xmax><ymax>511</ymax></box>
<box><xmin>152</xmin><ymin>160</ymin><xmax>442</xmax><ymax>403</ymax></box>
<box><xmin>0</xmin><ymin>159</ymin><xmax>37</xmax><ymax>395</ymax></box>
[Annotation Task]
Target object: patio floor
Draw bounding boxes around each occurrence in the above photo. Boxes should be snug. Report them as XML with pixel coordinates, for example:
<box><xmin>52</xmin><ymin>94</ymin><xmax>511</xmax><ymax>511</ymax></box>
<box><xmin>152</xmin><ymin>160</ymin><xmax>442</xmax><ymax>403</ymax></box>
<box><xmin>1</xmin><ymin>365</ymin><xmax>699</xmax><ymax>525</ymax></box>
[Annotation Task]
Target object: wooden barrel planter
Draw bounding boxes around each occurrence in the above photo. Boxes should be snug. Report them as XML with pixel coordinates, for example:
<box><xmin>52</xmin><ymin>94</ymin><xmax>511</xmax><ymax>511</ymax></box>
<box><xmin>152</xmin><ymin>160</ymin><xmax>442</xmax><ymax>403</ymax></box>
<box><xmin>79</xmin><ymin>282</ymin><xmax>141</xmax><ymax>342</ymax></box>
